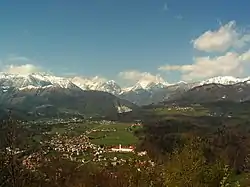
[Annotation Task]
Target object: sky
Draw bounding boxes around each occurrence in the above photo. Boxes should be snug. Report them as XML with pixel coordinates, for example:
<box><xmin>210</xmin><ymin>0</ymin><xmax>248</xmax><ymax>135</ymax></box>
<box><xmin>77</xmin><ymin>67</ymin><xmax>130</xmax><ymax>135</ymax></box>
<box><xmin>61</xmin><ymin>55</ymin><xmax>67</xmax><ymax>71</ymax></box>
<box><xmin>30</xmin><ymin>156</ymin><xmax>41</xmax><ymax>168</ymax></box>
<box><xmin>0</xmin><ymin>0</ymin><xmax>250</xmax><ymax>86</ymax></box>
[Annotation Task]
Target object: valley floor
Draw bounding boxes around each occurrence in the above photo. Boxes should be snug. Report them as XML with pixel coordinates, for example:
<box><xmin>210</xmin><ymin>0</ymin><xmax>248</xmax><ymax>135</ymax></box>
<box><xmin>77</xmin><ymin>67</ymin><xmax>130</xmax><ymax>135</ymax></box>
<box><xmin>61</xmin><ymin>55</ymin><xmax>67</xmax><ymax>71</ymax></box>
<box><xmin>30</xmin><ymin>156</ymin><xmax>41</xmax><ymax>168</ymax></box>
<box><xmin>2</xmin><ymin>101</ymin><xmax>250</xmax><ymax>186</ymax></box>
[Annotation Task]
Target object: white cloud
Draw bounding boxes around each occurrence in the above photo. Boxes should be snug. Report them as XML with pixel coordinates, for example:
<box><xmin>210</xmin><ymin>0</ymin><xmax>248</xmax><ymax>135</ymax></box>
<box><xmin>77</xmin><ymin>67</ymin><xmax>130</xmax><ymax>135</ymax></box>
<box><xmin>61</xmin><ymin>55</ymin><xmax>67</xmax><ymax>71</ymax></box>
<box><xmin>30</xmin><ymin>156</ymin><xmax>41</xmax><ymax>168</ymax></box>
<box><xmin>0</xmin><ymin>55</ymin><xmax>45</xmax><ymax>75</ymax></box>
<box><xmin>159</xmin><ymin>50</ymin><xmax>250</xmax><ymax>81</ymax></box>
<box><xmin>240</xmin><ymin>49</ymin><xmax>250</xmax><ymax>61</ymax></box>
<box><xmin>163</xmin><ymin>21</ymin><xmax>250</xmax><ymax>81</ymax></box>
<box><xmin>192</xmin><ymin>21</ymin><xmax>250</xmax><ymax>52</ymax></box>
<box><xmin>7</xmin><ymin>56</ymin><xmax>31</xmax><ymax>62</ymax></box>
<box><xmin>71</xmin><ymin>76</ymin><xmax>107</xmax><ymax>85</ymax></box>
<box><xmin>158</xmin><ymin>64</ymin><xmax>192</xmax><ymax>71</ymax></box>
<box><xmin>119</xmin><ymin>70</ymin><xmax>165</xmax><ymax>84</ymax></box>
<box><xmin>3</xmin><ymin>64</ymin><xmax>43</xmax><ymax>75</ymax></box>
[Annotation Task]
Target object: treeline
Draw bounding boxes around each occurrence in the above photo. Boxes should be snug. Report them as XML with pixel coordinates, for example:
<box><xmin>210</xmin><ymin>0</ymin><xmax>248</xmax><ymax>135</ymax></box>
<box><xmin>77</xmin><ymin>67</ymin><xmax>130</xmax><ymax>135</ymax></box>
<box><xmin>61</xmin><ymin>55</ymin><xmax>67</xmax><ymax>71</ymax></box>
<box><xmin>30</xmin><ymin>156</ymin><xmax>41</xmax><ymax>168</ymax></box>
<box><xmin>137</xmin><ymin>113</ymin><xmax>250</xmax><ymax>185</ymax></box>
<box><xmin>1</xmin><ymin>116</ymin><xmax>250</xmax><ymax>186</ymax></box>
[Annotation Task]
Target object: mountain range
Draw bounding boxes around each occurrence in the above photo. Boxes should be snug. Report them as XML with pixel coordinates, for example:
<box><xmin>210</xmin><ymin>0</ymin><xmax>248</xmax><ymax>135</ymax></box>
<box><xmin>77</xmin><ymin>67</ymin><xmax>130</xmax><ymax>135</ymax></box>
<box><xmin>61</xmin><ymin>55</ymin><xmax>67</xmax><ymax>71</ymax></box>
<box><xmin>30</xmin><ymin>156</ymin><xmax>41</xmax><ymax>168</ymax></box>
<box><xmin>0</xmin><ymin>73</ymin><xmax>142</xmax><ymax>120</ymax></box>
<box><xmin>1</xmin><ymin>73</ymin><xmax>250</xmax><ymax>108</ymax></box>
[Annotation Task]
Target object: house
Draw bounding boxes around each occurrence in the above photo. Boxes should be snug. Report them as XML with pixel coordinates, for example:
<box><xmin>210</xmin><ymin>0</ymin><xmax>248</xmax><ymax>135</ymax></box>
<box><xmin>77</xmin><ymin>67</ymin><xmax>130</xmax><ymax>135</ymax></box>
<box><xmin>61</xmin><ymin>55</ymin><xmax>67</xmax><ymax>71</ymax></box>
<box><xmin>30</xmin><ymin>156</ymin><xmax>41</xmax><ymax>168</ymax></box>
<box><xmin>110</xmin><ymin>144</ymin><xmax>135</xmax><ymax>153</ymax></box>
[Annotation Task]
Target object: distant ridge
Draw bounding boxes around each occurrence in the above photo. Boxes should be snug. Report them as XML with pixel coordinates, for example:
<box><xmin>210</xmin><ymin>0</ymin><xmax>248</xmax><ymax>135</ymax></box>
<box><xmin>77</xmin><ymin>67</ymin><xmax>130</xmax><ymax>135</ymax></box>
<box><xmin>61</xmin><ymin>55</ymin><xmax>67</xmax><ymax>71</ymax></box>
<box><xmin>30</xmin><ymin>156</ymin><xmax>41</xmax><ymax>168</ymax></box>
<box><xmin>0</xmin><ymin>72</ymin><xmax>250</xmax><ymax>106</ymax></box>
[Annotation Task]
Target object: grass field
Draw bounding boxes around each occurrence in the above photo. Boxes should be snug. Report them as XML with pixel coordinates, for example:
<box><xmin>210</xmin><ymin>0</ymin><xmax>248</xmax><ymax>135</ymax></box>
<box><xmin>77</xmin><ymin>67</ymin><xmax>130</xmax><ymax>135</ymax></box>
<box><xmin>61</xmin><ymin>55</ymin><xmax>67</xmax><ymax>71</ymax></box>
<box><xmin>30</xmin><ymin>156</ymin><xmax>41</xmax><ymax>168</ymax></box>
<box><xmin>48</xmin><ymin>121</ymin><xmax>140</xmax><ymax>146</ymax></box>
<box><xmin>50</xmin><ymin>121</ymin><xmax>103</xmax><ymax>135</ymax></box>
<box><xmin>152</xmin><ymin>106</ymin><xmax>210</xmax><ymax>117</ymax></box>
<box><xmin>88</xmin><ymin>122</ymin><xmax>140</xmax><ymax>146</ymax></box>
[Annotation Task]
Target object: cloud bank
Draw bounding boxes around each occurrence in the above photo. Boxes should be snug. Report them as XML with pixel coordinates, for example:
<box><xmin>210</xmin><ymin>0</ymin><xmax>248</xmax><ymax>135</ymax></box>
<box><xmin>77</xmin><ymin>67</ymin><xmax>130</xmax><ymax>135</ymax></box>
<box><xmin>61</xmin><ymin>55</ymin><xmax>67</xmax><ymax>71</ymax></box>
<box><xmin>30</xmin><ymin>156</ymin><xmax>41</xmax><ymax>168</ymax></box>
<box><xmin>118</xmin><ymin>70</ymin><xmax>165</xmax><ymax>84</ymax></box>
<box><xmin>1</xmin><ymin>20</ymin><xmax>250</xmax><ymax>85</ymax></box>
<box><xmin>159</xmin><ymin>50</ymin><xmax>250</xmax><ymax>80</ymax></box>
<box><xmin>0</xmin><ymin>56</ymin><xmax>43</xmax><ymax>75</ymax></box>
<box><xmin>192</xmin><ymin>21</ymin><xmax>250</xmax><ymax>52</ymax></box>
<box><xmin>159</xmin><ymin>21</ymin><xmax>250</xmax><ymax>81</ymax></box>
<box><xmin>4</xmin><ymin>64</ymin><xmax>43</xmax><ymax>75</ymax></box>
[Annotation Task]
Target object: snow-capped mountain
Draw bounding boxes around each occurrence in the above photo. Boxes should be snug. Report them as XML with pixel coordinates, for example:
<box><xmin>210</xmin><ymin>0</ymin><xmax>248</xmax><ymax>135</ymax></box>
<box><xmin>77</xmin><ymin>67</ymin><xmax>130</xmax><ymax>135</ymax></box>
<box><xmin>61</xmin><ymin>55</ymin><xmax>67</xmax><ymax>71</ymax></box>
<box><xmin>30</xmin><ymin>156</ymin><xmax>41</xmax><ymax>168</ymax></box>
<box><xmin>1</xmin><ymin>72</ymin><xmax>250</xmax><ymax>106</ymax></box>
<box><xmin>199</xmin><ymin>76</ymin><xmax>250</xmax><ymax>86</ymax></box>
<box><xmin>0</xmin><ymin>73</ymin><xmax>122</xmax><ymax>94</ymax></box>
<box><xmin>6</xmin><ymin>72</ymin><xmax>250</xmax><ymax>94</ymax></box>
<box><xmin>0</xmin><ymin>73</ymin><xmax>50</xmax><ymax>90</ymax></box>
<box><xmin>125</xmin><ymin>79</ymin><xmax>169</xmax><ymax>92</ymax></box>
<box><xmin>71</xmin><ymin>76</ymin><xmax>103</xmax><ymax>90</ymax></box>
<box><xmin>0</xmin><ymin>73</ymin><xmax>79</xmax><ymax>90</ymax></box>
<box><xmin>45</xmin><ymin>75</ymin><xmax>79</xmax><ymax>89</ymax></box>
<box><xmin>167</xmin><ymin>80</ymin><xmax>250</xmax><ymax>104</ymax></box>
<box><xmin>95</xmin><ymin>80</ymin><xmax>122</xmax><ymax>95</ymax></box>
<box><xmin>71</xmin><ymin>77</ymin><xmax>122</xmax><ymax>95</ymax></box>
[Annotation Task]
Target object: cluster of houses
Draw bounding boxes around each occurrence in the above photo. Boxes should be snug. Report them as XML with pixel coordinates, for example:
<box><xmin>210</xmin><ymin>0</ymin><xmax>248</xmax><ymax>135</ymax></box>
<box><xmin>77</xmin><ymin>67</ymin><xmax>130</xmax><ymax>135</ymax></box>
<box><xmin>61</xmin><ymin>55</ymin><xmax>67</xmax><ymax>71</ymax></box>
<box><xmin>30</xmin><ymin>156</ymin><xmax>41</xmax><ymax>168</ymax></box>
<box><xmin>48</xmin><ymin>134</ymin><xmax>96</xmax><ymax>156</ymax></box>
<box><xmin>22</xmin><ymin>151</ymin><xmax>50</xmax><ymax>171</ymax></box>
<box><xmin>109</xmin><ymin>144</ymin><xmax>147</xmax><ymax>156</ymax></box>
<box><xmin>168</xmin><ymin>106</ymin><xmax>194</xmax><ymax>111</ymax></box>
<box><xmin>21</xmin><ymin>119</ymin><xmax>147</xmax><ymax>170</ymax></box>
<box><xmin>86</xmin><ymin>128</ymin><xmax>117</xmax><ymax>134</ymax></box>
<box><xmin>110</xmin><ymin>144</ymin><xmax>135</xmax><ymax>153</ymax></box>
<box><xmin>46</xmin><ymin>133</ymin><xmax>146</xmax><ymax>161</ymax></box>
<box><xmin>21</xmin><ymin>132</ymin><xmax>148</xmax><ymax>171</ymax></box>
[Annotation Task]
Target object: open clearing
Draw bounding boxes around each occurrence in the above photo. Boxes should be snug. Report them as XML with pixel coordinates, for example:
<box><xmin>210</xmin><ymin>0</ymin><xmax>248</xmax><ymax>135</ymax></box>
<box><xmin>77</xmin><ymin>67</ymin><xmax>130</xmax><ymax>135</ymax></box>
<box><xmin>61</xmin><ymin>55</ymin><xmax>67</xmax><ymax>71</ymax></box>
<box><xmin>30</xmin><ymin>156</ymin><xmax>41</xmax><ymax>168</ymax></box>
<box><xmin>88</xmin><ymin>122</ymin><xmax>140</xmax><ymax>146</ymax></box>
<box><xmin>49</xmin><ymin>121</ymin><xmax>140</xmax><ymax>146</ymax></box>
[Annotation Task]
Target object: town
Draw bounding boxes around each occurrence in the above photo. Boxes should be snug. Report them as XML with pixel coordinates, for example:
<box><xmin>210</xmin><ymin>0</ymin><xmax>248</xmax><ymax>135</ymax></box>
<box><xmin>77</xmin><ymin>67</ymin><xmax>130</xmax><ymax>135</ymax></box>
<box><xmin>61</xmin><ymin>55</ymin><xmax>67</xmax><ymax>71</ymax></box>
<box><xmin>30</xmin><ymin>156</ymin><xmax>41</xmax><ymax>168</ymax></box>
<box><xmin>21</xmin><ymin>118</ymin><xmax>146</xmax><ymax>171</ymax></box>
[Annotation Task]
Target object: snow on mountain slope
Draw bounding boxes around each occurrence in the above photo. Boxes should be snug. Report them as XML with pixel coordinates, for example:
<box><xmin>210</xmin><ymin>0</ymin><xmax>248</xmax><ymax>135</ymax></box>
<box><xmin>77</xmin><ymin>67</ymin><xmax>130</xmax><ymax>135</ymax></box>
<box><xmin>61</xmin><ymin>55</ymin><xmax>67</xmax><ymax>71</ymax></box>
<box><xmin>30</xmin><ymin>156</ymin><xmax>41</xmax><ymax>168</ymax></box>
<box><xmin>95</xmin><ymin>80</ymin><xmax>122</xmax><ymax>95</ymax></box>
<box><xmin>145</xmin><ymin>82</ymin><xmax>167</xmax><ymax>90</ymax></box>
<box><xmin>0</xmin><ymin>73</ymin><xmax>52</xmax><ymax>88</ymax></box>
<box><xmin>199</xmin><ymin>76</ymin><xmax>250</xmax><ymax>86</ymax></box>
<box><xmin>128</xmin><ymin>79</ymin><xmax>169</xmax><ymax>92</ymax></box>
<box><xmin>71</xmin><ymin>76</ymin><xmax>107</xmax><ymax>90</ymax></box>
<box><xmin>121</xmin><ymin>86</ymin><xmax>134</xmax><ymax>93</ymax></box>
<box><xmin>71</xmin><ymin>77</ymin><xmax>122</xmax><ymax>94</ymax></box>
<box><xmin>0</xmin><ymin>73</ymin><xmax>122</xmax><ymax>94</ymax></box>
<box><xmin>45</xmin><ymin>75</ymin><xmax>79</xmax><ymax>89</ymax></box>
<box><xmin>1</xmin><ymin>72</ymin><xmax>250</xmax><ymax>100</ymax></box>
<box><xmin>0</xmin><ymin>73</ymin><xmax>79</xmax><ymax>90</ymax></box>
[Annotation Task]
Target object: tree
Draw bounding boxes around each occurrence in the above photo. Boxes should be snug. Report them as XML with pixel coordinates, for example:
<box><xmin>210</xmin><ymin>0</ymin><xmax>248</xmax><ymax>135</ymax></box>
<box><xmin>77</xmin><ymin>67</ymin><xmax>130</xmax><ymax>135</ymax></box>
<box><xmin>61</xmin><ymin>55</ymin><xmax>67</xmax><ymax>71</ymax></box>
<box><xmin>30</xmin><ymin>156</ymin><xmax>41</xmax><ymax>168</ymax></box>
<box><xmin>0</xmin><ymin>114</ymin><xmax>38</xmax><ymax>187</ymax></box>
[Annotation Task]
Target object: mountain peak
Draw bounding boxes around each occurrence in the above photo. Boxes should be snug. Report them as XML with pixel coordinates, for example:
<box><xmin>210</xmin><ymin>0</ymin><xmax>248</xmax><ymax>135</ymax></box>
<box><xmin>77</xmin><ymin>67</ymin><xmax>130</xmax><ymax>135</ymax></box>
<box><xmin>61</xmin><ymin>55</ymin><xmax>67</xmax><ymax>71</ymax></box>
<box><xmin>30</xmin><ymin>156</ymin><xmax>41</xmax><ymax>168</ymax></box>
<box><xmin>129</xmin><ymin>78</ymin><xmax>168</xmax><ymax>91</ymax></box>
<box><xmin>1</xmin><ymin>72</ymin><xmax>250</xmax><ymax>103</ymax></box>
<box><xmin>106</xmin><ymin>80</ymin><xmax>117</xmax><ymax>85</ymax></box>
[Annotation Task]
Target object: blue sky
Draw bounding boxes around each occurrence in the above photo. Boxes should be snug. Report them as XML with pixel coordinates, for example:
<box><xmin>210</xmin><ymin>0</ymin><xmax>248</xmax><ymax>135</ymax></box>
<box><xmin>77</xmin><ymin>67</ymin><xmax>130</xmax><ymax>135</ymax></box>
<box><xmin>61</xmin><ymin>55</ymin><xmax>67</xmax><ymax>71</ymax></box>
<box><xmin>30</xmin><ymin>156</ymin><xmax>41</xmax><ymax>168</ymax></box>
<box><xmin>0</xmin><ymin>0</ymin><xmax>250</xmax><ymax>85</ymax></box>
